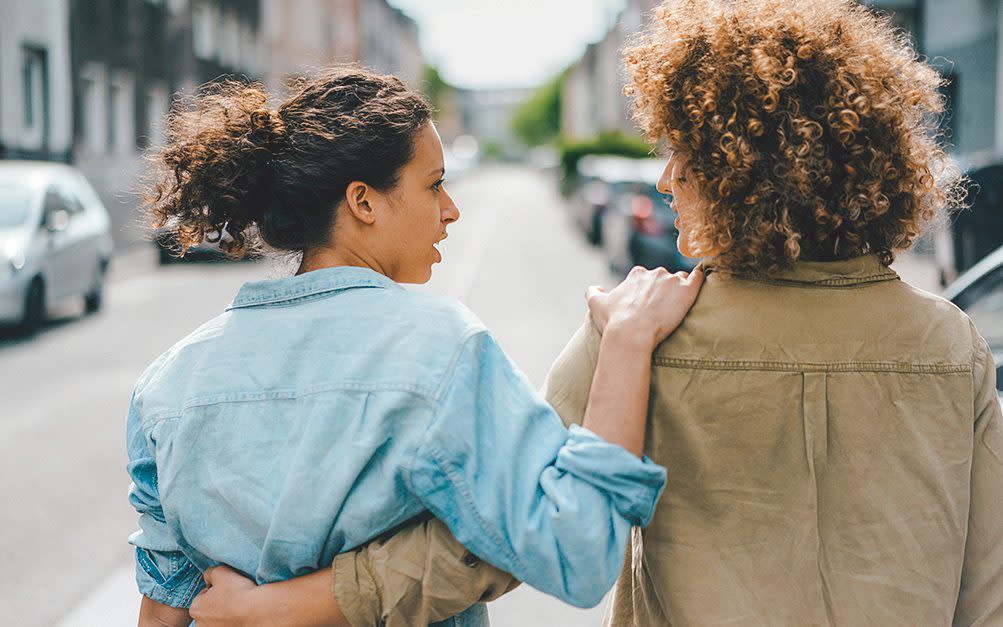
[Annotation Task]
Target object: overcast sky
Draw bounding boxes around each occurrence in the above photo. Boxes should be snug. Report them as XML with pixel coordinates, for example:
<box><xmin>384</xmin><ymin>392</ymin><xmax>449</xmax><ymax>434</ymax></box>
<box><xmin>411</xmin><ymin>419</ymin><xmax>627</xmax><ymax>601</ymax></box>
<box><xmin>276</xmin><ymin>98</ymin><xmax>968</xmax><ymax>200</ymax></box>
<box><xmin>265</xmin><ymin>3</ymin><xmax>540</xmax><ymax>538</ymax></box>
<box><xmin>386</xmin><ymin>0</ymin><xmax>628</xmax><ymax>90</ymax></box>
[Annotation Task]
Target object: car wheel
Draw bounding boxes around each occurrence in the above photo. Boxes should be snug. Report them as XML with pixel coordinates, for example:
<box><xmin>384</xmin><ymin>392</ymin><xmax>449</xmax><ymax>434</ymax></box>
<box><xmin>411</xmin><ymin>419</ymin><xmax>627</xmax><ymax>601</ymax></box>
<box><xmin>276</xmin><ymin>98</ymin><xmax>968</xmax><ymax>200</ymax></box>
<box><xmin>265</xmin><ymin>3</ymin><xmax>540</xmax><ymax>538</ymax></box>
<box><xmin>17</xmin><ymin>278</ymin><xmax>46</xmax><ymax>336</ymax></box>
<box><xmin>84</xmin><ymin>260</ymin><xmax>108</xmax><ymax>314</ymax></box>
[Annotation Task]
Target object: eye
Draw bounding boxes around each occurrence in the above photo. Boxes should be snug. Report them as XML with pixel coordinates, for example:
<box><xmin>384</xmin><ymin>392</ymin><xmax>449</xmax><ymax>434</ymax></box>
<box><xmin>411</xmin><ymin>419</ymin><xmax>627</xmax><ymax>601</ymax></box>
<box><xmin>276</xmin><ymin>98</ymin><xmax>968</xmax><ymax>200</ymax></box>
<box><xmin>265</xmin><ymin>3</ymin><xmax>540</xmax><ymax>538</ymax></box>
<box><xmin>431</xmin><ymin>178</ymin><xmax>445</xmax><ymax>192</ymax></box>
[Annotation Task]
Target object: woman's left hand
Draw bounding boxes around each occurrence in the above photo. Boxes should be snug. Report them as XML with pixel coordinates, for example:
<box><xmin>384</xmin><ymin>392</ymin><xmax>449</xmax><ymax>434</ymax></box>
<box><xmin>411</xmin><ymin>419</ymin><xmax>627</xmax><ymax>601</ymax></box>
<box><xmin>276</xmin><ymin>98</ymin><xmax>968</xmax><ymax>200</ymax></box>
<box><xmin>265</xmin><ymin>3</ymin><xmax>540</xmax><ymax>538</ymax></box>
<box><xmin>189</xmin><ymin>565</ymin><xmax>259</xmax><ymax>627</ymax></box>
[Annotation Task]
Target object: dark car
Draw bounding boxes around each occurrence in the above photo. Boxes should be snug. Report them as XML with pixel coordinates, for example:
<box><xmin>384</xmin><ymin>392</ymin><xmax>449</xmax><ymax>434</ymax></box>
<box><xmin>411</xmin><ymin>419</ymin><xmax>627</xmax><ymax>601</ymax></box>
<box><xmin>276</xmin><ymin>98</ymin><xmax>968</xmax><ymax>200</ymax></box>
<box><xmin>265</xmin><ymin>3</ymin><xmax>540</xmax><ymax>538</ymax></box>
<box><xmin>569</xmin><ymin>156</ymin><xmax>648</xmax><ymax>246</ymax></box>
<box><xmin>942</xmin><ymin>243</ymin><xmax>1003</xmax><ymax>399</ymax></box>
<box><xmin>601</xmin><ymin>159</ymin><xmax>699</xmax><ymax>275</ymax></box>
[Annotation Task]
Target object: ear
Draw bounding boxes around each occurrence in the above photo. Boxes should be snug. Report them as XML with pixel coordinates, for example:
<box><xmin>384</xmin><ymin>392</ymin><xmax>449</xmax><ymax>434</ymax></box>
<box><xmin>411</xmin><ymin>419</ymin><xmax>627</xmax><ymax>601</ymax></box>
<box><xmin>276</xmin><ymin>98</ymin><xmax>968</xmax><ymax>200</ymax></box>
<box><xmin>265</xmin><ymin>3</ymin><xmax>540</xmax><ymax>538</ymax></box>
<box><xmin>344</xmin><ymin>181</ymin><xmax>377</xmax><ymax>225</ymax></box>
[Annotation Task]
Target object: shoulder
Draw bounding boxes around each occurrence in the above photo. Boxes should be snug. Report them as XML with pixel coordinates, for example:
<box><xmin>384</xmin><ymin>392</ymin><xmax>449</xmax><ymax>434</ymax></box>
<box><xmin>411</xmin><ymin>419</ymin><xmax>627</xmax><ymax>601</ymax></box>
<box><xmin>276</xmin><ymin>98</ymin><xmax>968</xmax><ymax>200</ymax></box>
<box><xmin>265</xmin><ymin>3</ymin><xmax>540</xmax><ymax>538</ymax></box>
<box><xmin>395</xmin><ymin>289</ymin><xmax>486</xmax><ymax>337</ymax></box>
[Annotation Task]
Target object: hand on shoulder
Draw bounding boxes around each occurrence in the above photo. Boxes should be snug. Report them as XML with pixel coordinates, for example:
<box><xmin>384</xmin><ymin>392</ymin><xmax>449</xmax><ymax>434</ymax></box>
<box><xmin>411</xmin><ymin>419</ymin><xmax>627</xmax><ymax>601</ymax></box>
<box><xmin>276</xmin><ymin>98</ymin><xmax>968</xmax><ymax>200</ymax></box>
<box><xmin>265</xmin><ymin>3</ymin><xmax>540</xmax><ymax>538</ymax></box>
<box><xmin>585</xmin><ymin>266</ymin><xmax>704</xmax><ymax>348</ymax></box>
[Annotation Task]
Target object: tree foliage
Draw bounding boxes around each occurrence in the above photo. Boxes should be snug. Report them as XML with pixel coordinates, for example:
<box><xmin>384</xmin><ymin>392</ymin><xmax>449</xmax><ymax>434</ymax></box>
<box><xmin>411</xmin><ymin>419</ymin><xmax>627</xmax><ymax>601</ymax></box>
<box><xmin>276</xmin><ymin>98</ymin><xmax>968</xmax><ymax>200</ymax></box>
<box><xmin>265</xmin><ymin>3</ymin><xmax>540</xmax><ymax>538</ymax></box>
<box><xmin>512</xmin><ymin>74</ymin><xmax>563</xmax><ymax>147</ymax></box>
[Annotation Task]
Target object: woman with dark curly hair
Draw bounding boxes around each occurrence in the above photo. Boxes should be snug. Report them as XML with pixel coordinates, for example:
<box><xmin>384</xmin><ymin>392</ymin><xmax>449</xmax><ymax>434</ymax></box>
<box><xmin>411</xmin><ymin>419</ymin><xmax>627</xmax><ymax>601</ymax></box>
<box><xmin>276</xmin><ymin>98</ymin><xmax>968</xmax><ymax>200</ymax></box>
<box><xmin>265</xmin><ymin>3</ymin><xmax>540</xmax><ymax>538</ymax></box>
<box><xmin>188</xmin><ymin>1</ymin><xmax>1003</xmax><ymax>625</ymax></box>
<box><xmin>127</xmin><ymin>66</ymin><xmax>706</xmax><ymax>627</ymax></box>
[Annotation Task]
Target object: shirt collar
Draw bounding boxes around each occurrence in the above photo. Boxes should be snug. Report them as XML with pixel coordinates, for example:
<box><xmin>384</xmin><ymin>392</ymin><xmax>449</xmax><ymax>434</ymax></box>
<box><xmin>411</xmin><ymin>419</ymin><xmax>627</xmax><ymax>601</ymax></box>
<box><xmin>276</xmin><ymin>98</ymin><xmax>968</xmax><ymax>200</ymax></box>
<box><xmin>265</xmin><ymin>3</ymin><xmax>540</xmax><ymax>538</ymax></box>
<box><xmin>712</xmin><ymin>254</ymin><xmax>900</xmax><ymax>287</ymax></box>
<box><xmin>226</xmin><ymin>265</ymin><xmax>403</xmax><ymax>310</ymax></box>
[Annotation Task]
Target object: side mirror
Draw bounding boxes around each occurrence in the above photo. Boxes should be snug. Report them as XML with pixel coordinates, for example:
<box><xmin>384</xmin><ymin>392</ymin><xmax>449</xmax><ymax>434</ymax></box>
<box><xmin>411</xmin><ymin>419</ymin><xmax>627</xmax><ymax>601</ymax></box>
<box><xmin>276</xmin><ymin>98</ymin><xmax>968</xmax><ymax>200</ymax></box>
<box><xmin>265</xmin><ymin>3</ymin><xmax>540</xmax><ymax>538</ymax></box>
<box><xmin>45</xmin><ymin>208</ymin><xmax>70</xmax><ymax>233</ymax></box>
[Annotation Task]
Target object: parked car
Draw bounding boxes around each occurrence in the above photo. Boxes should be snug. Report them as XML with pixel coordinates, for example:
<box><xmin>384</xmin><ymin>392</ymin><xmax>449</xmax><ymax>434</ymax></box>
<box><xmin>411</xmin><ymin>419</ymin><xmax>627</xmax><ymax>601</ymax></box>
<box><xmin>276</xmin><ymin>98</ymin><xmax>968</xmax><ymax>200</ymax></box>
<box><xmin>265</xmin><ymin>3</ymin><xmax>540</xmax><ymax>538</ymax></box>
<box><xmin>601</xmin><ymin>159</ymin><xmax>699</xmax><ymax>275</ymax></box>
<box><xmin>154</xmin><ymin>226</ymin><xmax>229</xmax><ymax>264</ymax></box>
<box><xmin>569</xmin><ymin>155</ymin><xmax>650</xmax><ymax>246</ymax></box>
<box><xmin>942</xmin><ymin>243</ymin><xmax>1003</xmax><ymax>399</ymax></box>
<box><xmin>0</xmin><ymin>161</ymin><xmax>113</xmax><ymax>334</ymax></box>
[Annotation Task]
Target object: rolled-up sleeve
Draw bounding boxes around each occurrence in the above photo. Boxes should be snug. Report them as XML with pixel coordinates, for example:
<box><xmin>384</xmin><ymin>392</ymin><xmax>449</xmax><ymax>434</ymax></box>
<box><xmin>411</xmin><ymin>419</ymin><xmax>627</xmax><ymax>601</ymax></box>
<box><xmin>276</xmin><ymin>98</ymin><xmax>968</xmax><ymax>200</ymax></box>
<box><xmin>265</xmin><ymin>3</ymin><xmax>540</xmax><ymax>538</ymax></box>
<box><xmin>406</xmin><ymin>330</ymin><xmax>666</xmax><ymax>608</ymax></box>
<box><xmin>126</xmin><ymin>395</ymin><xmax>203</xmax><ymax>608</ymax></box>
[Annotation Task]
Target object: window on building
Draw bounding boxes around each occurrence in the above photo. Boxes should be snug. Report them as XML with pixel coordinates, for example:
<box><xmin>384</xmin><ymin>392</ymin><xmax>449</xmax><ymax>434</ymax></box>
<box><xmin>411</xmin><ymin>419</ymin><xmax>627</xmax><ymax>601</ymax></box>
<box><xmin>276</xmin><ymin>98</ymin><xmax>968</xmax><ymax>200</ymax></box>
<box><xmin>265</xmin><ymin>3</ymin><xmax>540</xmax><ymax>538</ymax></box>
<box><xmin>193</xmin><ymin>2</ymin><xmax>217</xmax><ymax>60</ymax></box>
<box><xmin>220</xmin><ymin>11</ymin><xmax>240</xmax><ymax>67</ymax></box>
<box><xmin>21</xmin><ymin>46</ymin><xmax>49</xmax><ymax>140</ymax></box>
<box><xmin>108</xmin><ymin>71</ymin><xmax>135</xmax><ymax>154</ymax></box>
<box><xmin>145</xmin><ymin>83</ymin><xmax>169</xmax><ymax>147</ymax></box>
<box><xmin>79</xmin><ymin>63</ymin><xmax>107</xmax><ymax>154</ymax></box>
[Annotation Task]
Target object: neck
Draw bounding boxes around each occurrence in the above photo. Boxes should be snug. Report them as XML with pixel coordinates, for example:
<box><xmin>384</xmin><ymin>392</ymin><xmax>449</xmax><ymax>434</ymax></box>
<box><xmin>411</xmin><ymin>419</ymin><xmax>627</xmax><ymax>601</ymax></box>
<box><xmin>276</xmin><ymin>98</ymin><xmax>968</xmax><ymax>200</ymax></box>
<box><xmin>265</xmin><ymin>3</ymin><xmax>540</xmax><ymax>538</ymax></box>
<box><xmin>297</xmin><ymin>242</ymin><xmax>390</xmax><ymax>278</ymax></box>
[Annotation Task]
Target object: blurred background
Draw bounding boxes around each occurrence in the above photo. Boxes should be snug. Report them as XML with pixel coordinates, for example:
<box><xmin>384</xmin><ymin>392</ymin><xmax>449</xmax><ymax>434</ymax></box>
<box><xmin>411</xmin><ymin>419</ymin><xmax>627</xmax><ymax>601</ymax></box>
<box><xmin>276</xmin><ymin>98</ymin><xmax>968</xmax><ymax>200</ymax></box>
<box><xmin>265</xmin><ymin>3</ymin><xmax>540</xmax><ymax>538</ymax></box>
<box><xmin>0</xmin><ymin>0</ymin><xmax>1000</xmax><ymax>625</ymax></box>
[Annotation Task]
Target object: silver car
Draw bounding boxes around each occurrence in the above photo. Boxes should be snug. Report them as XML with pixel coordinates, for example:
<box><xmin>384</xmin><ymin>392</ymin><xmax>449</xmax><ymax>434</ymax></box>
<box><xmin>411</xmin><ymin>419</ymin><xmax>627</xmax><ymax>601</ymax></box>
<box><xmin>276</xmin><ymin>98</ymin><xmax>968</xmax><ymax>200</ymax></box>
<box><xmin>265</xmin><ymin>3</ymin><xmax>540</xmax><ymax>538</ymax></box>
<box><xmin>0</xmin><ymin>161</ymin><xmax>113</xmax><ymax>334</ymax></box>
<box><xmin>942</xmin><ymin>243</ymin><xmax>1003</xmax><ymax>401</ymax></box>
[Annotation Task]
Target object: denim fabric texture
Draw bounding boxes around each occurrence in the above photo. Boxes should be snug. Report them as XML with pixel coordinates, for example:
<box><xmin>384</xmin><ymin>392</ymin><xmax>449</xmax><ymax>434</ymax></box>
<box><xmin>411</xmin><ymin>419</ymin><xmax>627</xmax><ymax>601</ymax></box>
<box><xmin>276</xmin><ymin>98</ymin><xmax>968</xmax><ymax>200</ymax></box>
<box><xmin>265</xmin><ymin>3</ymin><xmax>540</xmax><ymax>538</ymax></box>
<box><xmin>126</xmin><ymin>266</ymin><xmax>666</xmax><ymax>623</ymax></box>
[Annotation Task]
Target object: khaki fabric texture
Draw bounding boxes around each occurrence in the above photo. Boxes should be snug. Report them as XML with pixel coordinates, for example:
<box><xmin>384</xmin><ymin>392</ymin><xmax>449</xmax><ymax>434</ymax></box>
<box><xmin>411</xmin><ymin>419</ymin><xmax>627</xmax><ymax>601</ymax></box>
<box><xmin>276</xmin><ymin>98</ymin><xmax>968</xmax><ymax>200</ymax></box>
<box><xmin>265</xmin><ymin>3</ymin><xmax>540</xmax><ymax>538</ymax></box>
<box><xmin>332</xmin><ymin>516</ymin><xmax>518</xmax><ymax>627</ymax></box>
<box><xmin>542</xmin><ymin>256</ymin><xmax>1003</xmax><ymax>627</ymax></box>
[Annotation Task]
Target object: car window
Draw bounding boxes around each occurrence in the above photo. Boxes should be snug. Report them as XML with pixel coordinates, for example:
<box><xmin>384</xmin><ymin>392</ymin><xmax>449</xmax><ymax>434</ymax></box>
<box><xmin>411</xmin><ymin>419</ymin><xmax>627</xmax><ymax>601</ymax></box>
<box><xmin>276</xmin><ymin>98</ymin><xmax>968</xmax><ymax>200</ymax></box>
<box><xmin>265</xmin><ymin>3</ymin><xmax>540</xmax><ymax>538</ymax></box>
<box><xmin>70</xmin><ymin>175</ymin><xmax>106</xmax><ymax>215</ymax></box>
<box><xmin>0</xmin><ymin>184</ymin><xmax>34</xmax><ymax>228</ymax></box>
<box><xmin>56</xmin><ymin>184</ymin><xmax>84</xmax><ymax>214</ymax></box>
<box><xmin>955</xmin><ymin>265</ymin><xmax>1003</xmax><ymax>372</ymax></box>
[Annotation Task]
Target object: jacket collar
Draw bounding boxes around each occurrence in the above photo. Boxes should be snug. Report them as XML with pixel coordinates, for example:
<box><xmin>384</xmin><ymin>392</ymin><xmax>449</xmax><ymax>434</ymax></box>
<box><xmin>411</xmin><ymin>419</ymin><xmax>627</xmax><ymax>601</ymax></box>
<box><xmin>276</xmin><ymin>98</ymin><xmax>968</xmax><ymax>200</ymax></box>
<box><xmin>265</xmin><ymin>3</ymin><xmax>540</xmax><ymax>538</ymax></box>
<box><xmin>723</xmin><ymin>255</ymin><xmax>900</xmax><ymax>287</ymax></box>
<box><xmin>227</xmin><ymin>265</ymin><xmax>402</xmax><ymax>310</ymax></box>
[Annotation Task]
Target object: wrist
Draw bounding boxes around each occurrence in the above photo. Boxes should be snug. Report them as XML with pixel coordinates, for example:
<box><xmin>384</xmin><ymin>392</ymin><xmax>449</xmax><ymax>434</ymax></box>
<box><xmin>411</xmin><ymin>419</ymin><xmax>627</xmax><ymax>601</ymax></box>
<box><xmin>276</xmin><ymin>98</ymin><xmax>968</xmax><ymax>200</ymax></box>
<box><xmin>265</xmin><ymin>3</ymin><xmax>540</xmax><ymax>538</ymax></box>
<box><xmin>603</xmin><ymin>317</ymin><xmax>658</xmax><ymax>351</ymax></box>
<box><xmin>242</xmin><ymin>584</ymin><xmax>275</xmax><ymax>625</ymax></box>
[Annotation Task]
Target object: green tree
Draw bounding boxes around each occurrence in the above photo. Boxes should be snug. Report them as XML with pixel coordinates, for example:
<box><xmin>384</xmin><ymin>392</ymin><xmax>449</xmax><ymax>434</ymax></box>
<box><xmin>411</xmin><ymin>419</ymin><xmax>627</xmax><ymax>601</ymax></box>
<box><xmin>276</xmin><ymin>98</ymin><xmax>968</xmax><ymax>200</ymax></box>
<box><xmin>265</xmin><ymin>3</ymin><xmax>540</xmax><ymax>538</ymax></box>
<box><xmin>512</xmin><ymin>74</ymin><xmax>563</xmax><ymax>147</ymax></box>
<box><xmin>422</xmin><ymin>65</ymin><xmax>452</xmax><ymax>111</ymax></box>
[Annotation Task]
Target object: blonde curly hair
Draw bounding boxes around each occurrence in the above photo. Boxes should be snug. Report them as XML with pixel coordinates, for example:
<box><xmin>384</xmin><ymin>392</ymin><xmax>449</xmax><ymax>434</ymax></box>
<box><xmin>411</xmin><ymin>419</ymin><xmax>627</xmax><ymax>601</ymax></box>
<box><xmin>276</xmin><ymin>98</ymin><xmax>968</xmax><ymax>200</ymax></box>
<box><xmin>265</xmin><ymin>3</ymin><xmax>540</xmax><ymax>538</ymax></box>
<box><xmin>623</xmin><ymin>0</ymin><xmax>965</xmax><ymax>274</ymax></box>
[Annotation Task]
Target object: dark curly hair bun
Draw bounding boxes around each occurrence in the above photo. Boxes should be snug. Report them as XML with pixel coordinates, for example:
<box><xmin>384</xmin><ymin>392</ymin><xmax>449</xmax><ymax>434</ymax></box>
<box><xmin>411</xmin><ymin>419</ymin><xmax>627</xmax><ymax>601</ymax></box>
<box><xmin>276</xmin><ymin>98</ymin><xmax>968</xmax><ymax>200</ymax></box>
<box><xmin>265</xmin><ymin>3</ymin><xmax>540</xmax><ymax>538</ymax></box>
<box><xmin>145</xmin><ymin>67</ymin><xmax>432</xmax><ymax>258</ymax></box>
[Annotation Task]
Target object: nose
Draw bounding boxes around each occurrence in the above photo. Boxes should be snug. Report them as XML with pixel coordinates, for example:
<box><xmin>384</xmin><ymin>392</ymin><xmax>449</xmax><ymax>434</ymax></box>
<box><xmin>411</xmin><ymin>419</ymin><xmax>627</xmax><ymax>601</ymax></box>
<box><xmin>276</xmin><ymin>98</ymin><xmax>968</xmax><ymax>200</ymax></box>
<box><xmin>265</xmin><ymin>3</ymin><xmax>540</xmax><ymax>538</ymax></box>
<box><xmin>657</xmin><ymin>159</ymin><xmax>673</xmax><ymax>195</ymax></box>
<box><xmin>442</xmin><ymin>189</ymin><xmax>460</xmax><ymax>224</ymax></box>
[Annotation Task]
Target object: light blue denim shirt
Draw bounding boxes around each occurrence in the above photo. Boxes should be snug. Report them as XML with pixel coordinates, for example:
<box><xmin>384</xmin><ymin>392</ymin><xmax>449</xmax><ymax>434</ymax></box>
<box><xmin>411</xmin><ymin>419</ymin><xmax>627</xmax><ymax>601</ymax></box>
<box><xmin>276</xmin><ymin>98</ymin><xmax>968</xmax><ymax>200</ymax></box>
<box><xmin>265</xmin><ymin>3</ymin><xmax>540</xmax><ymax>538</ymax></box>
<box><xmin>127</xmin><ymin>266</ymin><xmax>666</xmax><ymax>624</ymax></box>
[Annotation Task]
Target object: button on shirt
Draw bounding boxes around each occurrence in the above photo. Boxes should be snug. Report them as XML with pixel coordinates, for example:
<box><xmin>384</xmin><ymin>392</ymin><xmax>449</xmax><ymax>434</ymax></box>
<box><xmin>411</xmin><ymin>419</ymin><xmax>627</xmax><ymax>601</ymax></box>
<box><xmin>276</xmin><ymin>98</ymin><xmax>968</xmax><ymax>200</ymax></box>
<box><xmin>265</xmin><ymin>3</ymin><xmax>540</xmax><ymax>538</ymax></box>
<box><xmin>126</xmin><ymin>266</ymin><xmax>666</xmax><ymax>623</ymax></box>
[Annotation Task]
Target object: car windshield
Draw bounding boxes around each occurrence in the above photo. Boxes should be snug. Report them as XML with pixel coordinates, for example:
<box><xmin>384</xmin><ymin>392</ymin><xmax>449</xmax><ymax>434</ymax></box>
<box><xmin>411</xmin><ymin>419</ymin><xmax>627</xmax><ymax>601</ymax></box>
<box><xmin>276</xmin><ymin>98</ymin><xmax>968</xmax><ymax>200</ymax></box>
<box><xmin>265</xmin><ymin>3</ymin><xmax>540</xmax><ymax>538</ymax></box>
<box><xmin>0</xmin><ymin>184</ymin><xmax>34</xmax><ymax>228</ymax></box>
<box><xmin>955</xmin><ymin>265</ymin><xmax>1003</xmax><ymax>366</ymax></box>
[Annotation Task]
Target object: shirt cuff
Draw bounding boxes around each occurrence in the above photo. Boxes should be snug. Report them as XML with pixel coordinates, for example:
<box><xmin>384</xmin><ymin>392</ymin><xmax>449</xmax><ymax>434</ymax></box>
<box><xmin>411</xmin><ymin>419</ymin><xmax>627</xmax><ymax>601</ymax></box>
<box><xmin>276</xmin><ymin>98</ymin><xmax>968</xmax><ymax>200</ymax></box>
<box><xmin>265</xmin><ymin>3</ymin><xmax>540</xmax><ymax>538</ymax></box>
<box><xmin>332</xmin><ymin>551</ymin><xmax>382</xmax><ymax>627</ymax></box>
<box><xmin>134</xmin><ymin>547</ymin><xmax>204</xmax><ymax>608</ymax></box>
<box><xmin>555</xmin><ymin>424</ymin><xmax>667</xmax><ymax>526</ymax></box>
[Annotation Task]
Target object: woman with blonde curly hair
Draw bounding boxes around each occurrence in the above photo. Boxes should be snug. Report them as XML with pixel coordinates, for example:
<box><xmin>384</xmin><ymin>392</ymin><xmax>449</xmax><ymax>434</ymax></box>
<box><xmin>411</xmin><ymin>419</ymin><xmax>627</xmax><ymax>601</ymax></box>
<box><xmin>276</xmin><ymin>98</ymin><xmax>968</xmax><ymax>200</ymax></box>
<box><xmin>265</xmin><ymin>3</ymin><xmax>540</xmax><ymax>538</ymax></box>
<box><xmin>190</xmin><ymin>0</ymin><xmax>1003</xmax><ymax>625</ymax></box>
<box><xmin>552</xmin><ymin>0</ymin><xmax>1001</xmax><ymax>623</ymax></box>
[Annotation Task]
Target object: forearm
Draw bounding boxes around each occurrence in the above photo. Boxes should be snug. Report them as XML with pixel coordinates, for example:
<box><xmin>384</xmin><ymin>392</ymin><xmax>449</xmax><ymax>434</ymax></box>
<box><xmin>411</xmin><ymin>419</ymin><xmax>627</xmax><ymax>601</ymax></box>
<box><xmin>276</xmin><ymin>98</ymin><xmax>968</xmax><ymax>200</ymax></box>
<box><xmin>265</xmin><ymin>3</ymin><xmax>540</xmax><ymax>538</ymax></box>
<box><xmin>582</xmin><ymin>322</ymin><xmax>653</xmax><ymax>457</ymax></box>
<box><xmin>254</xmin><ymin>567</ymin><xmax>349</xmax><ymax>627</ymax></box>
<box><xmin>138</xmin><ymin>596</ymin><xmax>192</xmax><ymax>627</ymax></box>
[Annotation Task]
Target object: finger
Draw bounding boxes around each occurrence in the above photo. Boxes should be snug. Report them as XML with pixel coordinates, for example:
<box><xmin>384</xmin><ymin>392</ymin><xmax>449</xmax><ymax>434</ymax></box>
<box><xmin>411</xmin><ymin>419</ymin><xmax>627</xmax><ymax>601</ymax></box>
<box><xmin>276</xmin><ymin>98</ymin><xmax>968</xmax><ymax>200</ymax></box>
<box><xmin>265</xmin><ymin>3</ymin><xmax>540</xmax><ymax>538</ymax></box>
<box><xmin>683</xmin><ymin>267</ymin><xmax>705</xmax><ymax>287</ymax></box>
<box><xmin>585</xmin><ymin>285</ymin><xmax>606</xmax><ymax>304</ymax></box>
<box><xmin>628</xmin><ymin>265</ymin><xmax>646</xmax><ymax>277</ymax></box>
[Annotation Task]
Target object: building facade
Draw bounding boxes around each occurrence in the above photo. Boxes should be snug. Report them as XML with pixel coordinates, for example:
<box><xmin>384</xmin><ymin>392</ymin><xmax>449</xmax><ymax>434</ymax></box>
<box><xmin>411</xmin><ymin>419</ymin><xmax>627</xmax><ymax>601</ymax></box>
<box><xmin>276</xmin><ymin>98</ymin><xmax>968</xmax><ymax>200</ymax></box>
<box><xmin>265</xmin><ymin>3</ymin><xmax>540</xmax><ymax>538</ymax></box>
<box><xmin>261</xmin><ymin>0</ymin><xmax>422</xmax><ymax>96</ymax></box>
<box><xmin>66</xmin><ymin>0</ymin><xmax>262</xmax><ymax>245</ymax></box>
<box><xmin>560</xmin><ymin>0</ymin><xmax>659</xmax><ymax>141</ymax></box>
<box><xmin>0</xmin><ymin>0</ymin><xmax>74</xmax><ymax>161</ymax></box>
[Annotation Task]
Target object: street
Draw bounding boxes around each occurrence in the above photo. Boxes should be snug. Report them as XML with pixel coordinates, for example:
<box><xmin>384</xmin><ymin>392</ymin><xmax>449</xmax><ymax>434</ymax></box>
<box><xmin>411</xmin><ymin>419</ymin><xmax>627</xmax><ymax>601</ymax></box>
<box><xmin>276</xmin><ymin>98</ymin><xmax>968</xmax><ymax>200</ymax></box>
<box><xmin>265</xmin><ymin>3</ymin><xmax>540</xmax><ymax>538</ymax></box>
<box><xmin>2</xmin><ymin>166</ymin><xmax>617</xmax><ymax>626</ymax></box>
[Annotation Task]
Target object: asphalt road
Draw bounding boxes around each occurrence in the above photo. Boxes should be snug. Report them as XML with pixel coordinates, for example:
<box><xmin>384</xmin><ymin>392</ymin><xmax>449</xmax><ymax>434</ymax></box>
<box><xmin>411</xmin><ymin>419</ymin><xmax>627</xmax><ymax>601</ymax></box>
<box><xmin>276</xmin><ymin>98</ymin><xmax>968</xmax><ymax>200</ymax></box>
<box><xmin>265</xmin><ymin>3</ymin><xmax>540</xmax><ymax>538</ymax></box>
<box><xmin>2</xmin><ymin>165</ymin><xmax>618</xmax><ymax>626</ymax></box>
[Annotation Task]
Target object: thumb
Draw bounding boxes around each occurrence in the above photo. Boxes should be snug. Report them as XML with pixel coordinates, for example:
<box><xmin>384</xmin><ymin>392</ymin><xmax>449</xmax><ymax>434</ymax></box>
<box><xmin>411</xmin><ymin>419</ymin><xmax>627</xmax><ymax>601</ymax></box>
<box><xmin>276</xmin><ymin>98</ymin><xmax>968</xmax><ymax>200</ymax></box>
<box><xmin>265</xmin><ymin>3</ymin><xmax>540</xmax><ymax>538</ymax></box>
<box><xmin>203</xmin><ymin>565</ymin><xmax>219</xmax><ymax>587</ymax></box>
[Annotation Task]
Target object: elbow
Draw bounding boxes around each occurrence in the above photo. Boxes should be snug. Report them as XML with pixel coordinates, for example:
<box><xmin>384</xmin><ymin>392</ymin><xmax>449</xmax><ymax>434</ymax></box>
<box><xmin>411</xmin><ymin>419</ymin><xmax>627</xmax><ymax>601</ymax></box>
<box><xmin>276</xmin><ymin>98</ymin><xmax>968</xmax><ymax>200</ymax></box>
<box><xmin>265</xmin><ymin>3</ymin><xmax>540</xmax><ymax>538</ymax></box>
<box><xmin>552</xmin><ymin>559</ymin><xmax>619</xmax><ymax>609</ymax></box>
<box><xmin>561</xmin><ymin>578</ymin><xmax>613</xmax><ymax>609</ymax></box>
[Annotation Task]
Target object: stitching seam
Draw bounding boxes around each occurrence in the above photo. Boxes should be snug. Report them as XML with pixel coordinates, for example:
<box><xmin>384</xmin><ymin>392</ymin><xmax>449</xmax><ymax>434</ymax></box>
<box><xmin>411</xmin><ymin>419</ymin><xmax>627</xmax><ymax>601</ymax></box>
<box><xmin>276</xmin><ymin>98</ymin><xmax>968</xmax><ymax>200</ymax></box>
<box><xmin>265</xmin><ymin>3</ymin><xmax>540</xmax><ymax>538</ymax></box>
<box><xmin>651</xmin><ymin>357</ymin><xmax>971</xmax><ymax>374</ymax></box>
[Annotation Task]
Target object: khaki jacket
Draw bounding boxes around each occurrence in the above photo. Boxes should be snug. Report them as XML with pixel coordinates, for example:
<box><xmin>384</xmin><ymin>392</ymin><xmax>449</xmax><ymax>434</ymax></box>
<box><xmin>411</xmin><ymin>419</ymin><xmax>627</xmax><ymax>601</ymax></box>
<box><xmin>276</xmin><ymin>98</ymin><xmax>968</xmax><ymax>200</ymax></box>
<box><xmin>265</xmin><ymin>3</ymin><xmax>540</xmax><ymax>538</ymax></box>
<box><xmin>334</xmin><ymin>255</ymin><xmax>1003</xmax><ymax>626</ymax></box>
